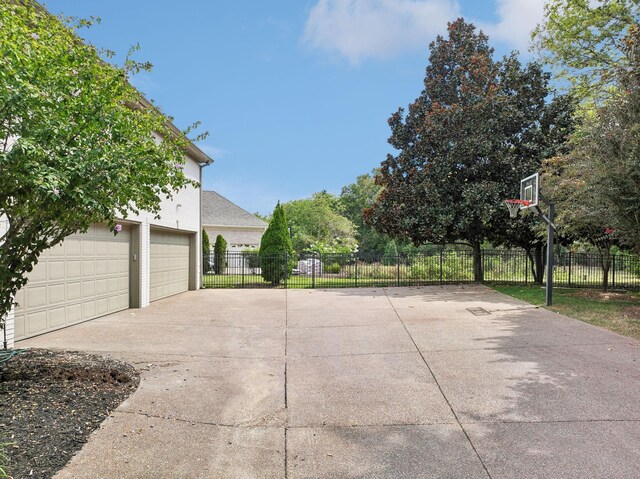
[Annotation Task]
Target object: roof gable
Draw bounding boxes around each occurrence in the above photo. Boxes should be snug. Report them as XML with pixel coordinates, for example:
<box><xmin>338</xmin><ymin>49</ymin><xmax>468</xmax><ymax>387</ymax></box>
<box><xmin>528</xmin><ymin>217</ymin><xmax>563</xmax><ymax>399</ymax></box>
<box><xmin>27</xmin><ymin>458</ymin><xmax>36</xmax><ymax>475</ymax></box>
<box><xmin>202</xmin><ymin>191</ymin><xmax>268</xmax><ymax>228</ymax></box>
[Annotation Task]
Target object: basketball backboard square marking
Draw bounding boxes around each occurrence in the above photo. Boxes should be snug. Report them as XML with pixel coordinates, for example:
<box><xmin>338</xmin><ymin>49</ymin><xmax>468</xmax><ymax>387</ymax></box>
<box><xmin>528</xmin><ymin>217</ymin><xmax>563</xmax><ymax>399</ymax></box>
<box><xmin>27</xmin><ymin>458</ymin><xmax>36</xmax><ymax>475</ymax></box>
<box><xmin>520</xmin><ymin>173</ymin><xmax>539</xmax><ymax>208</ymax></box>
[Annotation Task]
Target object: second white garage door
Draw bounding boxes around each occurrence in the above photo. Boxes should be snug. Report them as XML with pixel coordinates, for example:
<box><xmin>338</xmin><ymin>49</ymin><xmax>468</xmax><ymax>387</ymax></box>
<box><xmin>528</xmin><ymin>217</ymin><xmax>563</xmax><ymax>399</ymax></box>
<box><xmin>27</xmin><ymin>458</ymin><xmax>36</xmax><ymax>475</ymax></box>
<box><xmin>149</xmin><ymin>229</ymin><xmax>190</xmax><ymax>301</ymax></box>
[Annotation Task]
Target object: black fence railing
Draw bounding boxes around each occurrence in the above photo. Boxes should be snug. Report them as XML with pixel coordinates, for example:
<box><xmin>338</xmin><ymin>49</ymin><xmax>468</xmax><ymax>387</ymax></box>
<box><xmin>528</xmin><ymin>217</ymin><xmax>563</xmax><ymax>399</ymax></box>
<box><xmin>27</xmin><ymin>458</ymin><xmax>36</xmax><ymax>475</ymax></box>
<box><xmin>202</xmin><ymin>250</ymin><xmax>640</xmax><ymax>290</ymax></box>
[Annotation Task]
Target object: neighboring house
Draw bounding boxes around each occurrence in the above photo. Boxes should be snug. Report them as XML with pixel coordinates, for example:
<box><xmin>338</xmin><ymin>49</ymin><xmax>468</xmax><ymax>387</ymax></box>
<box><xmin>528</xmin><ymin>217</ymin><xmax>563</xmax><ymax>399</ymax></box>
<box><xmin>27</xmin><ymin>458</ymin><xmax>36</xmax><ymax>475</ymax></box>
<box><xmin>4</xmin><ymin>123</ymin><xmax>213</xmax><ymax>348</ymax></box>
<box><xmin>202</xmin><ymin>191</ymin><xmax>267</xmax><ymax>252</ymax></box>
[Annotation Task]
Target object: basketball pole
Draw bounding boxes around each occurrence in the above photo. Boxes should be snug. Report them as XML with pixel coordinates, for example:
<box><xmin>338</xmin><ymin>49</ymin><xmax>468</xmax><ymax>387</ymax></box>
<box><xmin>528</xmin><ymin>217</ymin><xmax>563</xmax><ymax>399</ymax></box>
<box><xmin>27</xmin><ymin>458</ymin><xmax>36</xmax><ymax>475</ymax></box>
<box><xmin>536</xmin><ymin>193</ymin><xmax>556</xmax><ymax>307</ymax></box>
<box><xmin>545</xmin><ymin>203</ymin><xmax>555</xmax><ymax>306</ymax></box>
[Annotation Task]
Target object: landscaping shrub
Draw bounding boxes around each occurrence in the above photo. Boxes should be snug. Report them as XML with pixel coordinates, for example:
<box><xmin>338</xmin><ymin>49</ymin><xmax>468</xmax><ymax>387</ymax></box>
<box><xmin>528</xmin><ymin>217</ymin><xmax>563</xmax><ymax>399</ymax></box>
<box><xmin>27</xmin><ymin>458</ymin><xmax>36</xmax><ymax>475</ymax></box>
<box><xmin>324</xmin><ymin>262</ymin><xmax>341</xmax><ymax>274</ymax></box>
<box><xmin>259</xmin><ymin>203</ymin><xmax>294</xmax><ymax>285</ymax></box>
<box><xmin>214</xmin><ymin>234</ymin><xmax>227</xmax><ymax>274</ymax></box>
<box><xmin>202</xmin><ymin>229</ymin><xmax>211</xmax><ymax>273</ymax></box>
<box><xmin>243</xmin><ymin>250</ymin><xmax>261</xmax><ymax>269</ymax></box>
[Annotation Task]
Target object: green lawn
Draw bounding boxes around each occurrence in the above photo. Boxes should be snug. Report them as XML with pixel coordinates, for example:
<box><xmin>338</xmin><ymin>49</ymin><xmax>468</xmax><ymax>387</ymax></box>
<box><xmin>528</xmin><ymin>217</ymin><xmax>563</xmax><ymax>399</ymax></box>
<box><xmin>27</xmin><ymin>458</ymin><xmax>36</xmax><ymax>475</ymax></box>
<box><xmin>492</xmin><ymin>285</ymin><xmax>640</xmax><ymax>341</ymax></box>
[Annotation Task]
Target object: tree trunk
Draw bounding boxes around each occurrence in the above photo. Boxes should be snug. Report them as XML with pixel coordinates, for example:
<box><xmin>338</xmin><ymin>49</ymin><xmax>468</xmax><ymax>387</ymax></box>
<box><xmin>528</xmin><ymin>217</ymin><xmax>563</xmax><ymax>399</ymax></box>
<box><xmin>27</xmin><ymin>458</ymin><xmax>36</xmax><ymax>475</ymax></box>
<box><xmin>534</xmin><ymin>244</ymin><xmax>545</xmax><ymax>285</ymax></box>
<box><xmin>472</xmin><ymin>239</ymin><xmax>484</xmax><ymax>282</ymax></box>
<box><xmin>601</xmin><ymin>249</ymin><xmax>611</xmax><ymax>292</ymax></box>
<box><xmin>526</xmin><ymin>245</ymin><xmax>545</xmax><ymax>285</ymax></box>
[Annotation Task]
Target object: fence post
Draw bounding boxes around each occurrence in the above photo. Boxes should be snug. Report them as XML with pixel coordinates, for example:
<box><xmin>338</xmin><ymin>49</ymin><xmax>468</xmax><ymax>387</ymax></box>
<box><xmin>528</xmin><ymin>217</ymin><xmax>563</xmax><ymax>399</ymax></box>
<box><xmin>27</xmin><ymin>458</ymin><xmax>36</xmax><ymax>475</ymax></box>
<box><xmin>397</xmin><ymin>255</ymin><xmax>400</xmax><ymax>287</ymax></box>
<box><xmin>284</xmin><ymin>252</ymin><xmax>288</xmax><ymax>289</ymax></box>
<box><xmin>439</xmin><ymin>247</ymin><xmax>443</xmax><ymax>285</ymax></box>
<box><xmin>612</xmin><ymin>254</ymin><xmax>616</xmax><ymax>289</ymax></box>
<box><xmin>568</xmin><ymin>251</ymin><xmax>572</xmax><ymax>288</ymax></box>
<box><xmin>355</xmin><ymin>255</ymin><xmax>358</xmax><ymax>288</ymax></box>
<box><xmin>312</xmin><ymin>253</ymin><xmax>316</xmax><ymax>289</ymax></box>
<box><xmin>242</xmin><ymin>253</ymin><xmax>245</xmax><ymax>288</ymax></box>
<box><xmin>524</xmin><ymin>251</ymin><xmax>528</xmax><ymax>285</ymax></box>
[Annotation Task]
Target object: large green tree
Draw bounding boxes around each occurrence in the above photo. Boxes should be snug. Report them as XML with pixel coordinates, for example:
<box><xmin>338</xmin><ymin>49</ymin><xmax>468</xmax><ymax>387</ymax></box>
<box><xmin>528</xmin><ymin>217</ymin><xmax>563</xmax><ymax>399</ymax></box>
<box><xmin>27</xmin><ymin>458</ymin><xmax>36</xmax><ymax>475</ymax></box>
<box><xmin>259</xmin><ymin>203</ymin><xmax>294</xmax><ymax>285</ymax></box>
<box><xmin>532</xmin><ymin>0</ymin><xmax>639</xmax><ymax>102</ymax></box>
<box><xmin>365</xmin><ymin>18</ymin><xmax>573</xmax><ymax>281</ymax></box>
<box><xmin>283</xmin><ymin>191</ymin><xmax>357</xmax><ymax>254</ymax></box>
<box><xmin>0</xmin><ymin>3</ymin><xmax>203</xmax><ymax>334</ymax></box>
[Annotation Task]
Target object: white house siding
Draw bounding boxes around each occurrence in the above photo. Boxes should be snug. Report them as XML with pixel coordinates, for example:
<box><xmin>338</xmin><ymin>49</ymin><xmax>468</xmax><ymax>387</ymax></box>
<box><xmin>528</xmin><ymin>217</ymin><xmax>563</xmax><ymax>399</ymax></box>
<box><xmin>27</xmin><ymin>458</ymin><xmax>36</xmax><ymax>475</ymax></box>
<box><xmin>4</xmin><ymin>154</ymin><xmax>204</xmax><ymax>347</ymax></box>
<box><xmin>204</xmin><ymin>226</ymin><xmax>266</xmax><ymax>252</ymax></box>
<box><xmin>126</xmin><ymin>155</ymin><xmax>202</xmax><ymax>307</ymax></box>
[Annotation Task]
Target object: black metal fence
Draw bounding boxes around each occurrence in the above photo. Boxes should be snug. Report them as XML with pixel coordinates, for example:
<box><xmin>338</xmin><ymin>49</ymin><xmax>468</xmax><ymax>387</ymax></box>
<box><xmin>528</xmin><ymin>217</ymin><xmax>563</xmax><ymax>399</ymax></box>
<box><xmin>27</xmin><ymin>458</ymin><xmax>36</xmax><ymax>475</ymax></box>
<box><xmin>202</xmin><ymin>250</ymin><xmax>640</xmax><ymax>290</ymax></box>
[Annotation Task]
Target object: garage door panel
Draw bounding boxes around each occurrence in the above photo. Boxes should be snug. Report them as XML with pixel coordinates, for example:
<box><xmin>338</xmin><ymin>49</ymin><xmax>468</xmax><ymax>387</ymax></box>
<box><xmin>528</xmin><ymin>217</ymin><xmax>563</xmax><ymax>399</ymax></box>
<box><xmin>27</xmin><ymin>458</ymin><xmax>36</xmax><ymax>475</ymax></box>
<box><xmin>14</xmin><ymin>223</ymin><xmax>131</xmax><ymax>340</ymax></box>
<box><xmin>150</xmin><ymin>230</ymin><xmax>190</xmax><ymax>302</ymax></box>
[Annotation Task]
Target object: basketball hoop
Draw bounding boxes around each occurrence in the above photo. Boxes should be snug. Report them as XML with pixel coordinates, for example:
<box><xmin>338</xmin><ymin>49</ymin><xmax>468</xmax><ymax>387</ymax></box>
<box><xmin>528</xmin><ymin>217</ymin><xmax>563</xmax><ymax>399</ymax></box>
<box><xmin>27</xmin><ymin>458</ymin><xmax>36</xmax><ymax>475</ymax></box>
<box><xmin>504</xmin><ymin>199</ymin><xmax>530</xmax><ymax>218</ymax></box>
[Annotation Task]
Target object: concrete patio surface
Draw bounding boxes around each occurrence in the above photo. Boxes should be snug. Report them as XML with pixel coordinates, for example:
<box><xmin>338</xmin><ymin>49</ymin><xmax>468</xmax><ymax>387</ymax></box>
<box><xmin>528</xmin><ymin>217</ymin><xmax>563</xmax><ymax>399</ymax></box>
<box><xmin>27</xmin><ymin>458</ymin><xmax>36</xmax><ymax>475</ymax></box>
<box><xmin>19</xmin><ymin>285</ymin><xmax>640</xmax><ymax>478</ymax></box>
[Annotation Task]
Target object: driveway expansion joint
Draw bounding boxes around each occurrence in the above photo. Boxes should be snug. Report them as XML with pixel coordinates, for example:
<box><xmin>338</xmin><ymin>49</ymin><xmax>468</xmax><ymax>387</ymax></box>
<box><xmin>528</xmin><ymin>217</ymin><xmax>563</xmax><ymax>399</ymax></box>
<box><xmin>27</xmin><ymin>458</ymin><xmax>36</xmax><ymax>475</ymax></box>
<box><xmin>383</xmin><ymin>288</ymin><xmax>494</xmax><ymax>479</ymax></box>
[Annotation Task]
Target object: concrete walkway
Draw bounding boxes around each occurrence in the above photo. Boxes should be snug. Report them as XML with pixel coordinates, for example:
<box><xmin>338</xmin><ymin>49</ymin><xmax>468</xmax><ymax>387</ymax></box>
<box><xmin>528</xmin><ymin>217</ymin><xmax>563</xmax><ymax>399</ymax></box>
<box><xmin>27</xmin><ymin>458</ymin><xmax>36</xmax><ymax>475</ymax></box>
<box><xmin>20</xmin><ymin>285</ymin><xmax>640</xmax><ymax>479</ymax></box>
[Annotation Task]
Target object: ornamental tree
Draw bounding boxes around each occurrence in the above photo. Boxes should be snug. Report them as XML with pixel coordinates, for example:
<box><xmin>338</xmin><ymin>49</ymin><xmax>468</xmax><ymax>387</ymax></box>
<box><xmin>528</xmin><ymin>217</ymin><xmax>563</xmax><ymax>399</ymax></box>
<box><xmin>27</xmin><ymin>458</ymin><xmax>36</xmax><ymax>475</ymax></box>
<box><xmin>213</xmin><ymin>234</ymin><xmax>227</xmax><ymax>275</ymax></box>
<box><xmin>259</xmin><ymin>203</ymin><xmax>294</xmax><ymax>285</ymax></box>
<box><xmin>0</xmin><ymin>3</ymin><xmax>204</xmax><ymax>336</ymax></box>
<box><xmin>202</xmin><ymin>229</ymin><xmax>211</xmax><ymax>273</ymax></box>
<box><xmin>365</xmin><ymin>18</ymin><xmax>574</xmax><ymax>281</ymax></box>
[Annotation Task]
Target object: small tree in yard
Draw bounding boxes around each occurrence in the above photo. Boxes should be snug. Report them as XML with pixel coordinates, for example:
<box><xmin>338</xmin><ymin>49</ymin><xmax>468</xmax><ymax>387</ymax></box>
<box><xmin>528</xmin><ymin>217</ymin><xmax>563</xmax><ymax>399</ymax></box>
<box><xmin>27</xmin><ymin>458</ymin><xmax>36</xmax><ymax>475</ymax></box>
<box><xmin>213</xmin><ymin>234</ymin><xmax>227</xmax><ymax>274</ymax></box>
<box><xmin>0</xmin><ymin>3</ymin><xmax>205</xmax><ymax>338</ymax></box>
<box><xmin>259</xmin><ymin>203</ymin><xmax>294</xmax><ymax>285</ymax></box>
<box><xmin>202</xmin><ymin>229</ymin><xmax>211</xmax><ymax>273</ymax></box>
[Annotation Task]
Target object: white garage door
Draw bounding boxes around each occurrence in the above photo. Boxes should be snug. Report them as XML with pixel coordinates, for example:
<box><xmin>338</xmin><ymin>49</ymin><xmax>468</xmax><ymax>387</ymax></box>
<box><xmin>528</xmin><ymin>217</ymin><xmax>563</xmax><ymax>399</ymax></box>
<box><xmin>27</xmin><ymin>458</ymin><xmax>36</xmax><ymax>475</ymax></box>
<box><xmin>14</xmin><ymin>223</ymin><xmax>130</xmax><ymax>340</ymax></box>
<box><xmin>150</xmin><ymin>229</ymin><xmax>190</xmax><ymax>301</ymax></box>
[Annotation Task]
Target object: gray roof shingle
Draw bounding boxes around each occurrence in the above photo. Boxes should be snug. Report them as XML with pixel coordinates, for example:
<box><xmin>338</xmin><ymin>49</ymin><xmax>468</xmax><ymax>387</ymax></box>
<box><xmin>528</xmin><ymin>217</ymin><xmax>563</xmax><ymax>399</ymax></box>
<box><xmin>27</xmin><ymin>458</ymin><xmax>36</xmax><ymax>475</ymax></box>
<box><xmin>202</xmin><ymin>191</ymin><xmax>268</xmax><ymax>228</ymax></box>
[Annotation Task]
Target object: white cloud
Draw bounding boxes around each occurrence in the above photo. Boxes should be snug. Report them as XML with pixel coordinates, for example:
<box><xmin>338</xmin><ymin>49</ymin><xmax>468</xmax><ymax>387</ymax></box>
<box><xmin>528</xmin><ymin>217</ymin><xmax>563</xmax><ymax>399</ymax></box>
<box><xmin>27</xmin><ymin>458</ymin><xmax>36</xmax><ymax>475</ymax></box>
<box><xmin>199</xmin><ymin>145</ymin><xmax>230</xmax><ymax>160</ymax></box>
<box><xmin>481</xmin><ymin>0</ymin><xmax>546</xmax><ymax>52</ymax></box>
<box><xmin>302</xmin><ymin>0</ymin><xmax>549</xmax><ymax>63</ymax></box>
<box><xmin>302</xmin><ymin>0</ymin><xmax>461</xmax><ymax>63</ymax></box>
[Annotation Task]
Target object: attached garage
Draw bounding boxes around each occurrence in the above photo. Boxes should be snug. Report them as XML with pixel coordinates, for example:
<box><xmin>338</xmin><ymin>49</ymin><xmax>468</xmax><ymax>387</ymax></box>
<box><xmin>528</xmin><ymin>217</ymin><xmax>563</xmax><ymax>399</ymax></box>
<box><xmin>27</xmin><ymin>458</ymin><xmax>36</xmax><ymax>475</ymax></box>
<box><xmin>149</xmin><ymin>229</ymin><xmax>191</xmax><ymax>302</ymax></box>
<box><xmin>13</xmin><ymin>223</ymin><xmax>131</xmax><ymax>340</ymax></box>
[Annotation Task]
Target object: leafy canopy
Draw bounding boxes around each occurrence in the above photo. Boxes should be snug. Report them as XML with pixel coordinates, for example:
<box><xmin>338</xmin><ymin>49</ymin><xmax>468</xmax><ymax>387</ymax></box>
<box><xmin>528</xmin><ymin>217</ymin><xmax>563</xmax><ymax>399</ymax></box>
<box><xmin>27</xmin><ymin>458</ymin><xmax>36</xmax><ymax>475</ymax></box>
<box><xmin>365</xmin><ymin>18</ymin><xmax>574</xmax><ymax>281</ymax></box>
<box><xmin>339</xmin><ymin>171</ymin><xmax>389</xmax><ymax>255</ymax></box>
<box><xmin>283</xmin><ymin>191</ymin><xmax>357</xmax><ymax>254</ymax></box>
<box><xmin>532</xmin><ymin>0</ymin><xmax>639</xmax><ymax>102</ymax></box>
<box><xmin>0</xmin><ymin>3</ymin><xmax>204</xmax><ymax>328</ymax></box>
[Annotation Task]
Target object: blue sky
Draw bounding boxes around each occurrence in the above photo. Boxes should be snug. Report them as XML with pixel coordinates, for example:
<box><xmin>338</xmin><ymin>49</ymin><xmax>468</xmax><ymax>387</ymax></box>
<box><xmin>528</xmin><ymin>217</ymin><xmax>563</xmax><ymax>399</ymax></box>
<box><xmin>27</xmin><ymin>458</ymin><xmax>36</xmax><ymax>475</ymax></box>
<box><xmin>45</xmin><ymin>0</ymin><xmax>546</xmax><ymax>215</ymax></box>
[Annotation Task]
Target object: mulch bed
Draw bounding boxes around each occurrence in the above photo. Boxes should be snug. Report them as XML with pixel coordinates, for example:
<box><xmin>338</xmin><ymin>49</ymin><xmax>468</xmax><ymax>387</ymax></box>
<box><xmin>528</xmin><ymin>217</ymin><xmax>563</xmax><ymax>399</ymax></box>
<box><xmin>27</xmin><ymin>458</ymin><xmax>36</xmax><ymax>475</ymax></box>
<box><xmin>0</xmin><ymin>349</ymin><xmax>139</xmax><ymax>479</ymax></box>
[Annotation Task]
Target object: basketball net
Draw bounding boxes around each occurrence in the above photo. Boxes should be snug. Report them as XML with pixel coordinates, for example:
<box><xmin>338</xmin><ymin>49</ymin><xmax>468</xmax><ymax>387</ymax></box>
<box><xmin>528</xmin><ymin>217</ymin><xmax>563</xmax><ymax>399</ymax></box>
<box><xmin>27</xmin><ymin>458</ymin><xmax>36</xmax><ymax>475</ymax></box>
<box><xmin>504</xmin><ymin>199</ymin><xmax>530</xmax><ymax>219</ymax></box>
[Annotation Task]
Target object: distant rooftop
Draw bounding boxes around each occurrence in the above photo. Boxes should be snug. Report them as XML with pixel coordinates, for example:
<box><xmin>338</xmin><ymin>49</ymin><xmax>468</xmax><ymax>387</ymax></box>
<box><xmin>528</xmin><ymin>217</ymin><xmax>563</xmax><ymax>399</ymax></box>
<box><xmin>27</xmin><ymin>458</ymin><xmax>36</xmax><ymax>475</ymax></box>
<box><xmin>202</xmin><ymin>191</ymin><xmax>268</xmax><ymax>228</ymax></box>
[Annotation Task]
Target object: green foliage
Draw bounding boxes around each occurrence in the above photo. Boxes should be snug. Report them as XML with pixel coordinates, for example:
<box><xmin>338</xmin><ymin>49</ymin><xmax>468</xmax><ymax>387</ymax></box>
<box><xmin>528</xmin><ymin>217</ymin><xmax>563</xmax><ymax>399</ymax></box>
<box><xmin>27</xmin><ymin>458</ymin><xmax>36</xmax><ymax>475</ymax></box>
<box><xmin>365</xmin><ymin>18</ymin><xmax>574</xmax><ymax>281</ymax></box>
<box><xmin>0</xmin><ymin>3</ymin><xmax>204</xmax><ymax>330</ymax></box>
<box><xmin>283</xmin><ymin>191</ymin><xmax>357</xmax><ymax>254</ymax></box>
<box><xmin>532</xmin><ymin>0</ymin><xmax>639</xmax><ymax>102</ymax></box>
<box><xmin>409</xmin><ymin>253</ymin><xmax>474</xmax><ymax>281</ymax></box>
<box><xmin>324</xmin><ymin>262</ymin><xmax>342</xmax><ymax>274</ymax></box>
<box><xmin>259</xmin><ymin>203</ymin><xmax>294</xmax><ymax>284</ymax></box>
<box><xmin>543</xmin><ymin>26</ymin><xmax>640</xmax><ymax>258</ymax></box>
<box><xmin>382</xmin><ymin>240</ymin><xmax>398</xmax><ymax>266</ymax></box>
<box><xmin>202</xmin><ymin>229</ymin><xmax>211</xmax><ymax>273</ymax></box>
<box><xmin>213</xmin><ymin>235</ymin><xmax>227</xmax><ymax>274</ymax></box>
<box><xmin>242</xmin><ymin>249</ymin><xmax>261</xmax><ymax>269</ymax></box>
<box><xmin>339</xmin><ymin>170</ymin><xmax>388</xmax><ymax>254</ymax></box>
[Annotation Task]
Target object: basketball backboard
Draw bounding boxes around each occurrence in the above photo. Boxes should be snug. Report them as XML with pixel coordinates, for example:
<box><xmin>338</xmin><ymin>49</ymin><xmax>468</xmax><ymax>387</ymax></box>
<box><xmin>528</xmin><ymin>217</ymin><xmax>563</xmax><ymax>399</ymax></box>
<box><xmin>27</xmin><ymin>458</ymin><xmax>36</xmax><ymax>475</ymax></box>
<box><xmin>520</xmin><ymin>173</ymin><xmax>539</xmax><ymax>208</ymax></box>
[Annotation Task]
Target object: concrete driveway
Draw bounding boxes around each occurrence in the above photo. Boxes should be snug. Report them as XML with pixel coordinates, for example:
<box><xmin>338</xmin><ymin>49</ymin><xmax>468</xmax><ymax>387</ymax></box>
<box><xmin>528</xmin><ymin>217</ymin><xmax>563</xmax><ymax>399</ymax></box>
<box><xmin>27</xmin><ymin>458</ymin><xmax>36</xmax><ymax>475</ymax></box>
<box><xmin>20</xmin><ymin>285</ymin><xmax>640</xmax><ymax>478</ymax></box>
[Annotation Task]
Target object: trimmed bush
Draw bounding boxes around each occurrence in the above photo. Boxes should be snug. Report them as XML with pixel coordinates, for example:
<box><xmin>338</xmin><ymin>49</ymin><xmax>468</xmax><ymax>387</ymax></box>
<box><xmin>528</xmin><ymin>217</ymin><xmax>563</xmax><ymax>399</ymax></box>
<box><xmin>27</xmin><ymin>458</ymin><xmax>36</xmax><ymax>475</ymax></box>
<box><xmin>259</xmin><ymin>203</ymin><xmax>294</xmax><ymax>285</ymax></box>
<box><xmin>214</xmin><ymin>234</ymin><xmax>227</xmax><ymax>274</ymax></box>
<box><xmin>202</xmin><ymin>229</ymin><xmax>211</xmax><ymax>273</ymax></box>
<box><xmin>324</xmin><ymin>262</ymin><xmax>341</xmax><ymax>274</ymax></box>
